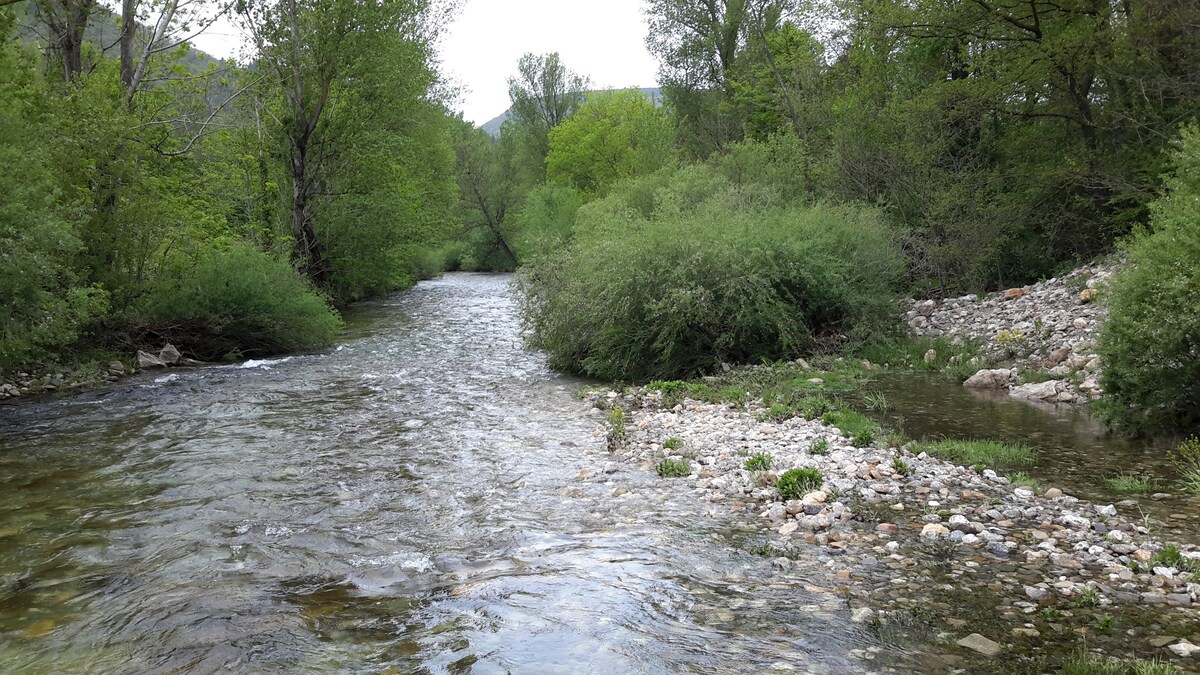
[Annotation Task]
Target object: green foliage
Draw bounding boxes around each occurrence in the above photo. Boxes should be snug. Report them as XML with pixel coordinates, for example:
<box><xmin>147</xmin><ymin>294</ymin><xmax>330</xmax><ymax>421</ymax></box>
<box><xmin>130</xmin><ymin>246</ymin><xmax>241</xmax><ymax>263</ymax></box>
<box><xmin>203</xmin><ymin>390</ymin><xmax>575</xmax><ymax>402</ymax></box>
<box><xmin>863</xmin><ymin>392</ymin><xmax>891</xmax><ymax>412</ymax></box>
<box><xmin>1009</xmin><ymin>472</ymin><xmax>1040</xmax><ymax>490</ymax></box>
<box><xmin>891</xmin><ymin>458</ymin><xmax>911</xmax><ymax>477</ymax></box>
<box><xmin>663</xmin><ymin>437</ymin><xmax>684</xmax><ymax>450</ymax></box>
<box><xmin>657</xmin><ymin>458</ymin><xmax>692</xmax><ymax>477</ymax></box>
<box><xmin>1074</xmin><ymin>587</ymin><xmax>1102</xmax><ymax>608</ymax></box>
<box><xmin>0</xmin><ymin>21</ymin><xmax>107</xmax><ymax>372</ymax></box>
<box><xmin>777</xmin><ymin>467</ymin><xmax>823</xmax><ymax>500</ymax></box>
<box><xmin>744</xmin><ymin>453</ymin><xmax>772</xmax><ymax>471</ymax></box>
<box><xmin>134</xmin><ymin>243</ymin><xmax>342</xmax><ymax>359</ymax></box>
<box><xmin>1103</xmin><ymin>473</ymin><xmax>1155</xmax><ymax>495</ymax></box>
<box><xmin>1149</xmin><ymin>545</ymin><xmax>1198</xmax><ymax>573</ymax></box>
<box><xmin>606</xmin><ymin>406</ymin><xmax>628</xmax><ymax>451</ymax></box>
<box><xmin>510</xmin><ymin>182</ymin><xmax>585</xmax><ymax>263</ymax></box>
<box><xmin>821</xmin><ymin>410</ymin><xmax>879</xmax><ymax>446</ymax></box>
<box><xmin>1177</xmin><ymin>437</ymin><xmax>1200</xmax><ymax>494</ymax></box>
<box><xmin>547</xmin><ymin>89</ymin><xmax>675</xmax><ymax>196</ymax></box>
<box><xmin>1059</xmin><ymin>651</ymin><xmax>1181</xmax><ymax>675</ymax></box>
<box><xmin>1096</xmin><ymin>127</ymin><xmax>1200</xmax><ymax>435</ymax></box>
<box><xmin>911</xmin><ymin>439</ymin><xmax>1035</xmax><ymax>470</ymax></box>
<box><xmin>810</xmin><ymin>439</ymin><xmax>829</xmax><ymax>455</ymax></box>
<box><xmin>517</xmin><ymin>166</ymin><xmax>904</xmax><ymax>381</ymax></box>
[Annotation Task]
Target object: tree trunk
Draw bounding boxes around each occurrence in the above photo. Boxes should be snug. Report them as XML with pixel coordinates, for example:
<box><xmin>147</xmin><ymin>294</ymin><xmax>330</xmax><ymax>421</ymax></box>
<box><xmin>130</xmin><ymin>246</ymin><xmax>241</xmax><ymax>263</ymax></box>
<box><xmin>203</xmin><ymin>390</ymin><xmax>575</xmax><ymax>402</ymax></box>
<box><xmin>119</xmin><ymin>0</ymin><xmax>137</xmax><ymax>89</ymax></box>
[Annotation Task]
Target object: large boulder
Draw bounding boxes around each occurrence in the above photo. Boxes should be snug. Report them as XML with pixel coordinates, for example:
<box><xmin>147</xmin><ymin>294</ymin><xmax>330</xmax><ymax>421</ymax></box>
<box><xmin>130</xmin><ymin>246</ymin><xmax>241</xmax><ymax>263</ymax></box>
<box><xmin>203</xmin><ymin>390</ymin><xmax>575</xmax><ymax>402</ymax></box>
<box><xmin>159</xmin><ymin>343</ymin><xmax>182</xmax><ymax>365</ymax></box>
<box><xmin>137</xmin><ymin>350</ymin><xmax>166</xmax><ymax>369</ymax></box>
<box><xmin>1009</xmin><ymin>380</ymin><xmax>1063</xmax><ymax>400</ymax></box>
<box><xmin>963</xmin><ymin>368</ymin><xmax>1012</xmax><ymax>389</ymax></box>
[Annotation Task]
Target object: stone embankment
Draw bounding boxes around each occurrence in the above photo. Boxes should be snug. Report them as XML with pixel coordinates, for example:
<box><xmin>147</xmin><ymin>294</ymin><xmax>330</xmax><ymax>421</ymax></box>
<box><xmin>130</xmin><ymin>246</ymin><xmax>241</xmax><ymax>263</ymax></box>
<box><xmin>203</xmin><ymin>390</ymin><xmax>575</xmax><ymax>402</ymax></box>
<box><xmin>906</xmin><ymin>260</ymin><xmax>1118</xmax><ymax>406</ymax></box>
<box><xmin>0</xmin><ymin>343</ymin><xmax>194</xmax><ymax>401</ymax></box>
<box><xmin>592</xmin><ymin>387</ymin><xmax>1200</xmax><ymax>664</ymax></box>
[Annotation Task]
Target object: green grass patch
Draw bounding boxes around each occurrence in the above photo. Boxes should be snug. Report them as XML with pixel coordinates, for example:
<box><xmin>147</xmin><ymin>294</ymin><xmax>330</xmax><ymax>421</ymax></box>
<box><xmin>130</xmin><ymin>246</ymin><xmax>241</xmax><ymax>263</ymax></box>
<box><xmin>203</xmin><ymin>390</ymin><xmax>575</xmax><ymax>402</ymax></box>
<box><xmin>1149</xmin><ymin>545</ymin><xmax>1198</xmax><ymax>573</ymax></box>
<box><xmin>744</xmin><ymin>453</ymin><xmax>772</xmax><ymax>471</ymax></box>
<box><xmin>777</xmin><ymin>468</ymin><xmax>823</xmax><ymax>500</ymax></box>
<box><xmin>821</xmin><ymin>410</ymin><xmax>879</xmax><ymax>447</ymax></box>
<box><xmin>1059</xmin><ymin>650</ymin><xmax>1181</xmax><ymax>675</ymax></box>
<box><xmin>810</xmin><ymin>439</ymin><xmax>829</xmax><ymax>455</ymax></box>
<box><xmin>855</xmin><ymin>336</ymin><xmax>982</xmax><ymax>382</ymax></box>
<box><xmin>891</xmin><ymin>458</ymin><xmax>912</xmax><ymax>476</ymax></box>
<box><xmin>1009</xmin><ymin>472</ymin><xmax>1040</xmax><ymax>490</ymax></box>
<box><xmin>656</xmin><ymin>458</ymin><xmax>691</xmax><ymax>478</ymax></box>
<box><xmin>1175</xmin><ymin>437</ymin><xmax>1200</xmax><ymax>494</ymax></box>
<box><xmin>911</xmin><ymin>438</ymin><xmax>1035</xmax><ymax>470</ymax></box>
<box><xmin>663</xmin><ymin>437</ymin><xmax>683</xmax><ymax>450</ymax></box>
<box><xmin>1103</xmin><ymin>473</ymin><xmax>1156</xmax><ymax>494</ymax></box>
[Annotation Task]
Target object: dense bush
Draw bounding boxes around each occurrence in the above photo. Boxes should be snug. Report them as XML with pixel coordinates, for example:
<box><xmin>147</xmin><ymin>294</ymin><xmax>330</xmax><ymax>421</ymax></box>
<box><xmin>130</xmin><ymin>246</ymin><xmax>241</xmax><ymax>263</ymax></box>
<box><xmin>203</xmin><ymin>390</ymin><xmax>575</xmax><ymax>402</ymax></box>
<box><xmin>134</xmin><ymin>243</ymin><xmax>342</xmax><ymax>360</ymax></box>
<box><xmin>777</xmin><ymin>467</ymin><xmax>823</xmax><ymax>499</ymax></box>
<box><xmin>0</xmin><ymin>29</ymin><xmax>107</xmax><ymax>372</ymax></box>
<box><xmin>516</xmin><ymin>168</ymin><xmax>904</xmax><ymax>381</ymax></box>
<box><xmin>1098</xmin><ymin>127</ymin><xmax>1200</xmax><ymax>436</ymax></box>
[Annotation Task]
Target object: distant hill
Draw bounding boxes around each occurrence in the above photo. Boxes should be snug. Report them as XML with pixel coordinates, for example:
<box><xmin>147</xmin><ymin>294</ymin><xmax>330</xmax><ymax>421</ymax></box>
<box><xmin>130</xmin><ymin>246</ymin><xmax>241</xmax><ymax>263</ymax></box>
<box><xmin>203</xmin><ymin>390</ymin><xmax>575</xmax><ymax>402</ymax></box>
<box><xmin>480</xmin><ymin>86</ymin><xmax>662</xmax><ymax>138</ymax></box>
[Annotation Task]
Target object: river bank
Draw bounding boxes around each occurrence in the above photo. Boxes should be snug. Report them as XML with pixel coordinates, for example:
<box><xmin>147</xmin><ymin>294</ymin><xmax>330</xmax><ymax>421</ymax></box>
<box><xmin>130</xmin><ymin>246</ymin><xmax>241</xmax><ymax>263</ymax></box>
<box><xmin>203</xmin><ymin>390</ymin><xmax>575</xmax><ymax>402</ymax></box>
<box><xmin>907</xmin><ymin>259</ymin><xmax>1119</xmax><ymax>407</ymax></box>
<box><xmin>587</xmin><ymin>383</ymin><xmax>1200</xmax><ymax>671</ymax></box>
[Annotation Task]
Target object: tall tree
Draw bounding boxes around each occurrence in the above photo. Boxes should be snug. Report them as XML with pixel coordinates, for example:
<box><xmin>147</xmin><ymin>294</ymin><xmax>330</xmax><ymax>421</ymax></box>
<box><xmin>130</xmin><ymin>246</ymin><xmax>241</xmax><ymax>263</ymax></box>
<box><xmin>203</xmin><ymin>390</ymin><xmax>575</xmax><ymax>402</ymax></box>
<box><xmin>506</xmin><ymin>52</ymin><xmax>588</xmax><ymax>176</ymax></box>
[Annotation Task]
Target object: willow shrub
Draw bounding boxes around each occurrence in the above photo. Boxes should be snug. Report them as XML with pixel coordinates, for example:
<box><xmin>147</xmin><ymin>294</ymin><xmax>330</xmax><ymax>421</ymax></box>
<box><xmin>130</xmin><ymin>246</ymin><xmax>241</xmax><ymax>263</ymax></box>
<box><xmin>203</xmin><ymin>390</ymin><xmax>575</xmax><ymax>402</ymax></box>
<box><xmin>1098</xmin><ymin>126</ymin><xmax>1200</xmax><ymax>436</ymax></box>
<box><xmin>516</xmin><ymin>168</ymin><xmax>904</xmax><ymax>381</ymax></box>
<box><xmin>135</xmin><ymin>243</ymin><xmax>342</xmax><ymax>360</ymax></box>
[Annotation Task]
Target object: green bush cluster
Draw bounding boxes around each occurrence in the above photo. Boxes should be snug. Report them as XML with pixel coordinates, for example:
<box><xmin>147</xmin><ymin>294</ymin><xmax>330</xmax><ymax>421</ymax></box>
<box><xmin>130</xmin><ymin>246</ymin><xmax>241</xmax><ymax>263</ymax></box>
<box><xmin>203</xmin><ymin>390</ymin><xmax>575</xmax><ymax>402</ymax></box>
<box><xmin>1098</xmin><ymin>126</ymin><xmax>1200</xmax><ymax>435</ymax></box>
<box><xmin>133</xmin><ymin>243</ymin><xmax>343</xmax><ymax>360</ymax></box>
<box><xmin>516</xmin><ymin>166</ymin><xmax>904</xmax><ymax>381</ymax></box>
<box><xmin>910</xmin><ymin>439</ymin><xmax>1035</xmax><ymax>470</ymax></box>
<box><xmin>777</xmin><ymin>467</ymin><xmax>823</xmax><ymax>500</ymax></box>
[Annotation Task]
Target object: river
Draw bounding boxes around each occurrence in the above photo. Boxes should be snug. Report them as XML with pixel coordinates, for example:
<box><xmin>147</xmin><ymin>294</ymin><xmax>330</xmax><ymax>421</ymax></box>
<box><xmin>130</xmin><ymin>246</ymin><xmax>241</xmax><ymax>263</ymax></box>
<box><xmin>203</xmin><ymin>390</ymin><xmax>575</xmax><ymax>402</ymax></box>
<box><xmin>1</xmin><ymin>274</ymin><xmax>884</xmax><ymax>674</ymax></box>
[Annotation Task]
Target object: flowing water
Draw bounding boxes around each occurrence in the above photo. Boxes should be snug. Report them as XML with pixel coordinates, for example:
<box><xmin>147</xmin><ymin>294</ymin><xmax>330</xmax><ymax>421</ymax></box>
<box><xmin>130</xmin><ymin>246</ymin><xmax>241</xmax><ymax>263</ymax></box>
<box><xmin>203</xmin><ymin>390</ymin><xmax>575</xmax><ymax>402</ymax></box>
<box><xmin>0</xmin><ymin>274</ymin><xmax>880</xmax><ymax>674</ymax></box>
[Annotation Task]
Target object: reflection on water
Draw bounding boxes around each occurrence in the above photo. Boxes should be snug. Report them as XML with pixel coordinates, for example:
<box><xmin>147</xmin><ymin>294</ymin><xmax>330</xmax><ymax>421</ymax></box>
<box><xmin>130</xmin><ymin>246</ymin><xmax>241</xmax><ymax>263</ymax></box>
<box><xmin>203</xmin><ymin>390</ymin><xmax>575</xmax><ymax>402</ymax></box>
<box><xmin>865</xmin><ymin>373</ymin><xmax>1200</xmax><ymax>540</ymax></box>
<box><xmin>0</xmin><ymin>274</ymin><xmax>872</xmax><ymax>674</ymax></box>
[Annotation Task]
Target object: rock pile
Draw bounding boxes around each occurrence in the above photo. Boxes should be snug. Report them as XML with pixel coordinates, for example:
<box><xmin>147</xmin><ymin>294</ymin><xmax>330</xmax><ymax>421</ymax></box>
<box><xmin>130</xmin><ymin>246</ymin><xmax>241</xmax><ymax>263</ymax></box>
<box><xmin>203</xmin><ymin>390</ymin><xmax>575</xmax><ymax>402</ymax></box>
<box><xmin>907</xmin><ymin>261</ymin><xmax>1119</xmax><ymax>406</ymax></box>
<box><xmin>590</xmin><ymin>387</ymin><xmax>1200</xmax><ymax>663</ymax></box>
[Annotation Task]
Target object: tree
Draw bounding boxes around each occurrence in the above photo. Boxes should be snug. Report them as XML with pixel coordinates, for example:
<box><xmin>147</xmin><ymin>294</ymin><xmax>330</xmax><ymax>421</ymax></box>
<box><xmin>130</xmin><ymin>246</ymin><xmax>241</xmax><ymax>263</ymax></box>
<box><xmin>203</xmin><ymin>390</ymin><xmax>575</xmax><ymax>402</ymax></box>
<box><xmin>451</xmin><ymin>118</ymin><xmax>520</xmax><ymax>269</ymax></box>
<box><xmin>546</xmin><ymin>89</ymin><xmax>675</xmax><ymax>196</ymax></box>
<box><xmin>238</xmin><ymin>0</ymin><xmax>450</xmax><ymax>295</ymax></box>
<box><xmin>645</xmin><ymin>0</ymin><xmax>796</xmax><ymax>155</ymax></box>
<box><xmin>506</xmin><ymin>52</ymin><xmax>588</xmax><ymax>175</ymax></box>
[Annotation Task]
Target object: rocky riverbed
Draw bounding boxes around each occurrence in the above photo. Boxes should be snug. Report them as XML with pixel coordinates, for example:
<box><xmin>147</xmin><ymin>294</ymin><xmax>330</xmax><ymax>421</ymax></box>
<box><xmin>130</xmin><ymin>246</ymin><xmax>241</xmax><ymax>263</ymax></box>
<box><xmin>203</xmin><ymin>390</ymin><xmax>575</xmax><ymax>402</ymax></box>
<box><xmin>589</xmin><ymin>386</ymin><xmax>1200</xmax><ymax>670</ymax></box>
<box><xmin>906</xmin><ymin>260</ymin><xmax>1119</xmax><ymax>407</ymax></box>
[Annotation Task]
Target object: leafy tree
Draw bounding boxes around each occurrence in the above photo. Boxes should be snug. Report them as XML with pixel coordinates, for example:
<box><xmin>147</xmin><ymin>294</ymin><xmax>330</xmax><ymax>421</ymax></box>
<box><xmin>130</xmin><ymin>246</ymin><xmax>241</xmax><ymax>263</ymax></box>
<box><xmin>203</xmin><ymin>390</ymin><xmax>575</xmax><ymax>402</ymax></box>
<box><xmin>546</xmin><ymin>89</ymin><xmax>675</xmax><ymax>196</ymax></box>
<box><xmin>451</xmin><ymin>118</ymin><xmax>521</xmax><ymax>270</ymax></box>
<box><xmin>506</xmin><ymin>52</ymin><xmax>588</xmax><ymax>175</ymax></box>
<box><xmin>1098</xmin><ymin>127</ymin><xmax>1200</xmax><ymax>436</ymax></box>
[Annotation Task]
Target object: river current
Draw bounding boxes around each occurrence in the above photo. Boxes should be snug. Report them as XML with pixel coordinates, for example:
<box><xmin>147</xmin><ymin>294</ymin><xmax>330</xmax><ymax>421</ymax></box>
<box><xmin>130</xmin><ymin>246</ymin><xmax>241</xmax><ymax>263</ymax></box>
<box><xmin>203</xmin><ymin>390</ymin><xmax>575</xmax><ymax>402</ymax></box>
<box><xmin>0</xmin><ymin>274</ymin><xmax>874</xmax><ymax>674</ymax></box>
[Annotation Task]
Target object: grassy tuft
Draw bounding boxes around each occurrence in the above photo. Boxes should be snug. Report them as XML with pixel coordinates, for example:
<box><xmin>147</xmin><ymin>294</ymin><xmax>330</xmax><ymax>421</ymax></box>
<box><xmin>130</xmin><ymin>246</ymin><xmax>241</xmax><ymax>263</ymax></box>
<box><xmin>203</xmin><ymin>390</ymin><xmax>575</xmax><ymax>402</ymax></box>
<box><xmin>777</xmin><ymin>468</ymin><xmax>823</xmax><ymax>500</ymax></box>
<box><xmin>1103</xmin><ymin>473</ymin><xmax>1156</xmax><ymax>494</ymax></box>
<box><xmin>656</xmin><ymin>458</ymin><xmax>691</xmax><ymax>478</ymax></box>
<box><xmin>663</xmin><ymin>437</ymin><xmax>684</xmax><ymax>450</ymax></box>
<box><xmin>744</xmin><ymin>453</ymin><xmax>772</xmax><ymax>471</ymax></box>
<box><xmin>911</xmin><ymin>438</ymin><xmax>1035</xmax><ymax>470</ymax></box>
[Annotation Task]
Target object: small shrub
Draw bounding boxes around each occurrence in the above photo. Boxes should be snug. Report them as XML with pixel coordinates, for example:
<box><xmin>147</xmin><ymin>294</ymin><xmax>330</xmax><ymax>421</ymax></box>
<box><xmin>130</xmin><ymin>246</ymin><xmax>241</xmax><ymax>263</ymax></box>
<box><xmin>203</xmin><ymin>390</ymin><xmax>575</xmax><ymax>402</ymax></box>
<box><xmin>1149</xmin><ymin>545</ymin><xmax>1198</xmax><ymax>573</ymax></box>
<box><xmin>1093</xmin><ymin>614</ymin><xmax>1115</xmax><ymax>632</ymax></box>
<box><xmin>911</xmin><ymin>439</ymin><xmax>1035</xmax><ymax>470</ymax></box>
<box><xmin>1103</xmin><ymin>473</ymin><xmax>1155</xmax><ymax>494</ymax></box>
<box><xmin>1009</xmin><ymin>472</ymin><xmax>1040</xmax><ymax>490</ymax></box>
<box><xmin>1175</xmin><ymin>437</ymin><xmax>1200</xmax><ymax>494</ymax></box>
<box><xmin>810</xmin><ymin>439</ymin><xmax>829</xmax><ymax>455</ymax></box>
<box><xmin>777</xmin><ymin>467</ymin><xmax>823</xmax><ymax>499</ymax></box>
<box><xmin>606</xmin><ymin>406</ymin><xmax>628</xmax><ymax>451</ymax></box>
<box><xmin>822</xmin><ymin>410</ymin><xmax>878</xmax><ymax>443</ymax></box>
<box><xmin>891</xmin><ymin>458</ymin><xmax>912</xmax><ymax>476</ymax></box>
<box><xmin>648</xmin><ymin>380</ymin><xmax>689</xmax><ymax>408</ymax></box>
<box><xmin>663</xmin><ymin>437</ymin><xmax>684</xmax><ymax>450</ymax></box>
<box><xmin>744</xmin><ymin>453</ymin><xmax>772</xmax><ymax>471</ymax></box>
<box><xmin>863</xmin><ymin>391</ymin><xmax>891</xmax><ymax>411</ymax></box>
<box><xmin>1074</xmin><ymin>587</ymin><xmax>1101</xmax><ymax>608</ymax></box>
<box><xmin>1097</xmin><ymin>126</ymin><xmax>1200</xmax><ymax>435</ymax></box>
<box><xmin>657</xmin><ymin>458</ymin><xmax>691</xmax><ymax>478</ymax></box>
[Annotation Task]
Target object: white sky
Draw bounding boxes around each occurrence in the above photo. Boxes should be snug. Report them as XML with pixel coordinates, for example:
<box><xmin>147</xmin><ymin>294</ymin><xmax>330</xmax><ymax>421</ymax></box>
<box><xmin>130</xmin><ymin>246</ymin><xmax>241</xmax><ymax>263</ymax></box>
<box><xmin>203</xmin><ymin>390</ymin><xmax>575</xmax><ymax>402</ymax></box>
<box><xmin>189</xmin><ymin>0</ymin><xmax>662</xmax><ymax>127</ymax></box>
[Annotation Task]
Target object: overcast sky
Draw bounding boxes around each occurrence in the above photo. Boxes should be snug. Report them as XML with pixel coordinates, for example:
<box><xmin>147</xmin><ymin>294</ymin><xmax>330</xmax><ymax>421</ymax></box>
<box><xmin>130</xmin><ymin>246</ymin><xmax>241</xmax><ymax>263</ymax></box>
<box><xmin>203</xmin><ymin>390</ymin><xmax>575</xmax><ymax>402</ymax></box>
<box><xmin>190</xmin><ymin>0</ymin><xmax>662</xmax><ymax>127</ymax></box>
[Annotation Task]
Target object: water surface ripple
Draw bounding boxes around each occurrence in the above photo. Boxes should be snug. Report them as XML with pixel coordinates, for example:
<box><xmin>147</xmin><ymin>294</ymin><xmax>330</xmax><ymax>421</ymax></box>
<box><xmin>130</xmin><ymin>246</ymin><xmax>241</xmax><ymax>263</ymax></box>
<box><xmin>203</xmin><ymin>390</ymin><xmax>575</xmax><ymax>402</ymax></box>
<box><xmin>0</xmin><ymin>274</ymin><xmax>868</xmax><ymax>674</ymax></box>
